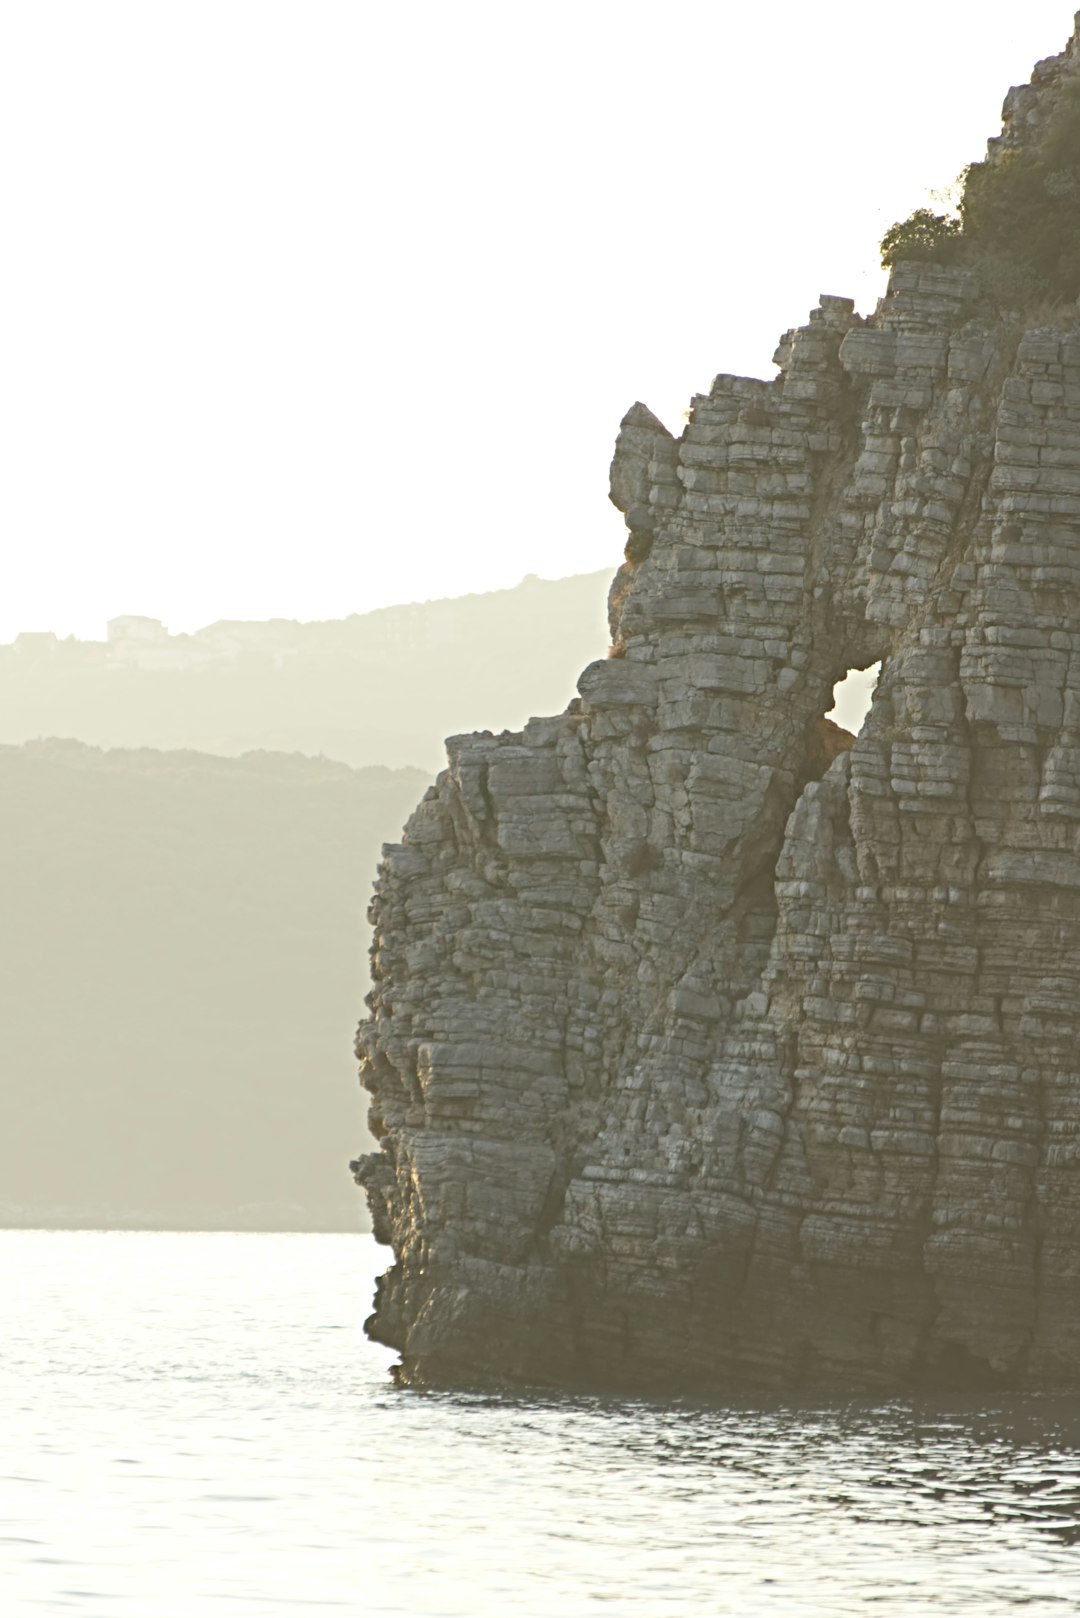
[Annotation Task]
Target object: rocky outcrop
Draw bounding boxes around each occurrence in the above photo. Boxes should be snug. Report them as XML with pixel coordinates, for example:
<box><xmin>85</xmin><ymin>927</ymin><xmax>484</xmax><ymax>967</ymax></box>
<box><xmin>355</xmin><ymin>21</ymin><xmax>1080</xmax><ymax>1391</ymax></box>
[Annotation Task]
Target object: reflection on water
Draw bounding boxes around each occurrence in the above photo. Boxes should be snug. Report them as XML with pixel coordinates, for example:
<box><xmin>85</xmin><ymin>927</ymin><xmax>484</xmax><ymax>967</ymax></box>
<box><xmin>4</xmin><ymin>1231</ymin><xmax>1080</xmax><ymax>1617</ymax></box>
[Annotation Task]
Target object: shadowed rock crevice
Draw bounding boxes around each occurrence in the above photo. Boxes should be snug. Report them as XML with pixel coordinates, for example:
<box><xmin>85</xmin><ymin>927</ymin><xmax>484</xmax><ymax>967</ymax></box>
<box><xmin>356</xmin><ymin>19</ymin><xmax>1080</xmax><ymax>1393</ymax></box>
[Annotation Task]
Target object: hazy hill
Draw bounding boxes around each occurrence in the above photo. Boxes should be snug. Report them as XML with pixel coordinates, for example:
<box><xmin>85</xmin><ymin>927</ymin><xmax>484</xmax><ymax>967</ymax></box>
<box><xmin>1</xmin><ymin>571</ymin><xmax>614</xmax><ymax>772</ymax></box>
<box><xmin>0</xmin><ymin>741</ymin><xmax>430</xmax><ymax>1231</ymax></box>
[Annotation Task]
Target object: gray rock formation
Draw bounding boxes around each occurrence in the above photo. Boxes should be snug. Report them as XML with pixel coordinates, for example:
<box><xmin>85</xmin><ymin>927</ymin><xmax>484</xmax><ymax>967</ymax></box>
<box><xmin>356</xmin><ymin>21</ymin><xmax>1080</xmax><ymax>1391</ymax></box>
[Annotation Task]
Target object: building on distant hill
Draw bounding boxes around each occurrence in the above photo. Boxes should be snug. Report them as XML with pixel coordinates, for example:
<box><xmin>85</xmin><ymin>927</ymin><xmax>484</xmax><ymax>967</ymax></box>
<box><xmin>12</xmin><ymin>631</ymin><xmax>60</xmax><ymax>662</ymax></box>
<box><xmin>106</xmin><ymin>615</ymin><xmax>219</xmax><ymax>672</ymax></box>
<box><xmin>106</xmin><ymin>614</ymin><xmax>169</xmax><ymax>643</ymax></box>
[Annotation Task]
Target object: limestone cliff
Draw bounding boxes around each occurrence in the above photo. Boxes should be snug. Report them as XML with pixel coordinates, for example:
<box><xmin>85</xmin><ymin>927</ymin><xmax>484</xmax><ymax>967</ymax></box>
<box><xmin>355</xmin><ymin>20</ymin><xmax>1080</xmax><ymax>1391</ymax></box>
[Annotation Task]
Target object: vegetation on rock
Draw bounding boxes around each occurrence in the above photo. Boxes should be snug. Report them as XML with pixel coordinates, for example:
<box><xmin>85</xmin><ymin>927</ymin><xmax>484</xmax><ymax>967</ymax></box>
<box><xmin>880</xmin><ymin>84</ymin><xmax>1080</xmax><ymax>303</ymax></box>
<box><xmin>879</xmin><ymin>208</ymin><xmax>962</xmax><ymax>270</ymax></box>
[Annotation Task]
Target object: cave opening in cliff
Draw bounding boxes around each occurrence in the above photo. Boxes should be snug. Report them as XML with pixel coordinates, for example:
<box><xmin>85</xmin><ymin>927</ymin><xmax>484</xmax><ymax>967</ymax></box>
<box><xmin>826</xmin><ymin>660</ymin><xmax>881</xmax><ymax>738</ymax></box>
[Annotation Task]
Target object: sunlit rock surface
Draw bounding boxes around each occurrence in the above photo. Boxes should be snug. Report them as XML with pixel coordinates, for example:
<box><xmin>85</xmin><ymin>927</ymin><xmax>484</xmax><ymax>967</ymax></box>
<box><xmin>356</xmin><ymin>24</ymin><xmax>1080</xmax><ymax>1391</ymax></box>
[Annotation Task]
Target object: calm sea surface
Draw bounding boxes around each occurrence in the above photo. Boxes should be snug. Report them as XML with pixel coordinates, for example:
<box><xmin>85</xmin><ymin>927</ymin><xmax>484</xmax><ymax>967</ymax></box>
<box><xmin>5</xmin><ymin>1231</ymin><xmax>1080</xmax><ymax>1617</ymax></box>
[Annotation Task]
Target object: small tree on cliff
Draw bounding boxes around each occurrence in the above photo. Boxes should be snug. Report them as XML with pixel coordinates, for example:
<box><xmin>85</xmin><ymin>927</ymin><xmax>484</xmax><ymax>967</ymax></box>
<box><xmin>879</xmin><ymin>208</ymin><xmax>961</xmax><ymax>269</ymax></box>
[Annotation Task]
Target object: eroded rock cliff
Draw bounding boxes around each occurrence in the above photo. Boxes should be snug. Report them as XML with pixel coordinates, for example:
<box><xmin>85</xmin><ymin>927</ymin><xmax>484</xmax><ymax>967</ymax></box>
<box><xmin>355</xmin><ymin>20</ymin><xmax>1080</xmax><ymax>1391</ymax></box>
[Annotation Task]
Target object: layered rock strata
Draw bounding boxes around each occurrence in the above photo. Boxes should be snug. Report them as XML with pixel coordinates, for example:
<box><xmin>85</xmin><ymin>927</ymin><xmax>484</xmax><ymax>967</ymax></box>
<box><xmin>356</xmin><ymin>24</ymin><xmax>1080</xmax><ymax>1391</ymax></box>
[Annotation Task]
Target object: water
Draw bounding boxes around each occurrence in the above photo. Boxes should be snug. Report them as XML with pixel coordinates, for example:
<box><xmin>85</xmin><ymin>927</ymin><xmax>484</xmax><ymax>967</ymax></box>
<box><xmin>4</xmin><ymin>1232</ymin><xmax>1080</xmax><ymax>1617</ymax></box>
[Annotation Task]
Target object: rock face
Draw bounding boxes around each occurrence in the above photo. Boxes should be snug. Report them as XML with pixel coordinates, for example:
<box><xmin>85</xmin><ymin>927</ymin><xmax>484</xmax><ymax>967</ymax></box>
<box><xmin>356</xmin><ymin>23</ymin><xmax>1080</xmax><ymax>1391</ymax></box>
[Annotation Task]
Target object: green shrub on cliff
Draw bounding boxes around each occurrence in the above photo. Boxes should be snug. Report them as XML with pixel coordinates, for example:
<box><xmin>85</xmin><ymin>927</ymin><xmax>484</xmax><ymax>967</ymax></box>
<box><xmin>879</xmin><ymin>209</ymin><xmax>962</xmax><ymax>268</ymax></box>
<box><xmin>880</xmin><ymin>84</ymin><xmax>1080</xmax><ymax>303</ymax></box>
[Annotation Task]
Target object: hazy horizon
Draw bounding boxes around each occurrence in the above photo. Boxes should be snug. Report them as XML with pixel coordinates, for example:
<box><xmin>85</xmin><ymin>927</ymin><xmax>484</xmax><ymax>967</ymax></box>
<box><xmin>0</xmin><ymin>571</ymin><xmax>615</xmax><ymax>773</ymax></box>
<box><xmin>0</xmin><ymin>742</ymin><xmax>432</xmax><ymax>1232</ymax></box>
<box><xmin>5</xmin><ymin>2</ymin><xmax>1075</xmax><ymax>644</ymax></box>
<box><xmin>3</xmin><ymin>567</ymin><xmax>610</xmax><ymax>647</ymax></box>
<box><xmin>0</xmin><ymin>575</ymin><xmax>618</xmax><ymax>1232</ymax></box>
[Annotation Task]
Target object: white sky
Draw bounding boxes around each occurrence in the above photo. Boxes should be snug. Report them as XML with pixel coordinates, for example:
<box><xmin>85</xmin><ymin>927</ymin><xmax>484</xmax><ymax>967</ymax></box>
<box><xmin>3</xmin><ymin>1</ymin><xmax>1075</xmax><ymax>642</ymax></box>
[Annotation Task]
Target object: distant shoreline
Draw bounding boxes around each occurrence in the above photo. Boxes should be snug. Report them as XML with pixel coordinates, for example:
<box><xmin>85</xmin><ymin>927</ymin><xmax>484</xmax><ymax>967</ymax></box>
<box><xmin>0</xmin><ymin>1211</ymin><xmax>371</xmax><ymax>1235</ymax></box>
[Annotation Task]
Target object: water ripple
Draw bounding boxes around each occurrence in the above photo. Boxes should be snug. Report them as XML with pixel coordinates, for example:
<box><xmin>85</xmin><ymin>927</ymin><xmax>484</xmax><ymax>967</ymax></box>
<box><xmin>5</xmin><ymin>1231</ymin><xmax>1080</xmax><ymax>1617</ymax></box>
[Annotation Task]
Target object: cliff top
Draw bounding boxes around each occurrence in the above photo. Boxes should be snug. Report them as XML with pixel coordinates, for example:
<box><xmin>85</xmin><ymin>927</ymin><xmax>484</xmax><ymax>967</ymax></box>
<box><xmin>882</xmin><ymin>13</ymin><xmax>1080</xmax><ymax>307</ymax></box>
